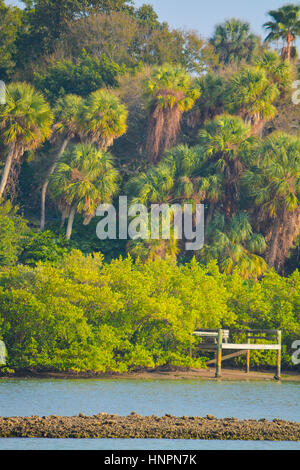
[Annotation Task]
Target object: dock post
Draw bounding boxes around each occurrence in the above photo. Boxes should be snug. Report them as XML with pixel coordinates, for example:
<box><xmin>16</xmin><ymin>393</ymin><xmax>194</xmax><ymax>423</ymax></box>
<box><xmin>275</xmin><ymin>330</ymin><xmax>281</xmax><ymax>380</ymax></box>
<box><xmin>246</xmin><ymin>333</ymin><xmax>250</xmax><ymax>374</ymax></box>
<box><xmin>215</xmin><ymin>329</ymin><xmax>223</xmax><ymax>378</ymax></box>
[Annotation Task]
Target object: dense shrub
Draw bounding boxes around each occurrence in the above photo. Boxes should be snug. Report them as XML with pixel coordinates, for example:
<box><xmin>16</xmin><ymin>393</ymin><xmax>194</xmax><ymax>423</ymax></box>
<box><xmin>0</xmin><ymin>251</ymin><xmax>298</xmax><ymax>373</ymax></box>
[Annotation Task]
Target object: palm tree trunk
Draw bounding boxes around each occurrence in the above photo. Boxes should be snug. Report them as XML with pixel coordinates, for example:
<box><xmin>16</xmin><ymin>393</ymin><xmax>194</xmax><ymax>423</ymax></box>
<box><xmin>205</xmin><ymin>203</ymin><xmax>215</xmax><ymax>234</ymax></box>
<box><xmin>66</xmin><ymin>205</ymin><xmax>76</xmax><ymax>240</ymax></box>
<box><xmin>0</xmin><ymin>144</ymin><xmax>15</xmax><ymax>199</ymax></box>
<box><xmin>267</xmin><ymin>218</ymin><xmax>281</xmax><ymax>268</ymax></box>
<box><xmin>40</xmin><ymin>138</ymin><xmax>70</xmax><ymax>230</ymax></box>
<box><xmin>60</xmin><ymin>206</ymin><xmax>69</xmax><ymax>228</ymax></box>
<box><xmin>286</xmin><ymin>33</ymin><xmax>292</xmax><ymax>62</ymax></box>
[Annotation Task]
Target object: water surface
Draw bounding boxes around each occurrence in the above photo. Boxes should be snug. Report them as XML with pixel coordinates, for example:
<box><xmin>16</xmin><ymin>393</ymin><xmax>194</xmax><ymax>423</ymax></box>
<box><xmin>0</xmin><ymin>378</ymin><xmax>299</xmax><ymax>450</ymax></box>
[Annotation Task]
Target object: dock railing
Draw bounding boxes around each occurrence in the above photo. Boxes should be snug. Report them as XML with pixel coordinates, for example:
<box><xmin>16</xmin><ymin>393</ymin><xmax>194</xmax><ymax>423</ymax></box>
<box><xmin>193</xmin><ymin>329</ymin><xmax>281</xmax><ymax>380</ymax></box>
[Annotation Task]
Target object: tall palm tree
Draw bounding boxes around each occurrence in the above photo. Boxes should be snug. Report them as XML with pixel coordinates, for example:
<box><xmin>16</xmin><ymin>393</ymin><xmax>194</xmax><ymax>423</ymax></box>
<box><xmin>187</xmin><ymin>73</ymin><xmax>226</xmax><ymax>129</ymax></box>
<box><xmin>41</xmin><ymin>90</ymin><xmax>128</xmax><ymax>230</ymax></box>
<box><xmin>198</xmin><ymin>114</ymin><xmax>253</xmax><ymax>218</ymax></box>
<box><xmin>80</xmin><ymin>89</ymin><xmax>128</xmax><ymax>150</ymax></box>
<box><xmin>225</xmin><ymin>67</ymin><xmax>280</xmax><ymax>136</ymax></box>
<box><xmin>127</xmin><ymin>163</ymin><xmax>175</xmax><ymax>206</ymax></box>
<box><xmin>126</xmin><ymin>145</ymin><xmax>203</xmax><ymax>206</ymax></box>
<box><xmin>0</xmin><ymin>82</ymin><xmax>53</xmax><ymax>198</ymax></box>
<box><xmin>126</xmin><ymin>145</ymin><xmax>203</xmax><ymax>260</ymax></box>
<box><xmin>40</xmin><ymin>94</ymin><xmax>84</xmax><ymax>230</ymax></box>
<box><xmin>144</xmin><ymin>64</ymin><xmax>200</xmax><ymax>164</ymax></box>
<box><xmin>210</xmin><ymin>19</ymin><xmax>260</xmax><ymax>65</ymax></box>
<box><xmin>196</xmin><ymin>174</ymin><xmax>224</xmax><ymax>231</ymax></box>
<box><xmin>200</xmin><ymin>212</ymin><xmax>267</xmax><ymax>279</ymax></box>
<box><xmin>243</xmin><ymin>132</ymin><xmax>300</xmax><ymax>272</ymax></box>
<box><xmin>50</xmin><ymin>143</ymin><xmax>119</xmax><ymax>240</ymax></box>
<box><xmin>255</xmin><ymin>50</ymin><xmax>292</xmax><ymax>90</ymax></box>
<box><xmin>264</xmin><ymin>4</ymin><xmax>300</xmax><ymax>61</ymax></box>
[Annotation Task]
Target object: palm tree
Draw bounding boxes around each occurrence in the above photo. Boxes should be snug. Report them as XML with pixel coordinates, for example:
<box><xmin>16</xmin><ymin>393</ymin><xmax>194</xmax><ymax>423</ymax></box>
<box><xmin>127</xmin><ymin>145</ymin><xmax>204</xmax><ymax>207</ymax></box>
<box><xmin>187</xmin><ymin>73</ymin><xmax>226</xmax><ymax>129</ymax></box>
<box><xmin>127</xmin><ymin>163</ymin><xmax>175</xmax><ymax>206</ymax></box>
<box><xmin>225</xmin><ymin>67</ymin><xmax>280</xmax><ymax>136</ymax></box>
<box><xmin>144</xmin><ymin>64</ymin><xmax>200</xmax><ymax>164</ymax></box>
<box><xmin>41</xmin><ymin>90</ymin><xmax>127</xmax><ymax>230</ymax></box>
<box><xmin>198</xmin><ymin>114</ymin><xmax>253</xmax><ymax>218</ymax></box>
<box><xmin>0</xmin><ymin>82</ymin><xmax>53</xmax><ymax>198</ymax></box>
<box><xmin>255</xmin><ymin>50</ymin><xmax>292</xmax><ymax>90</ymax></box>
<box><xmin>127</xmin><ymin>230</ymin><xmax>179</xmax><ymax>263</ymax></box>
<box><xmin>196</xmin><ymin>174</ymin><xmax>224</xmax><ymax>231</ymax></box>
<box><xmin>210</xmin><ymin>19</ymin><xmax>260</xmax><ymax>65</ymax></box>
<box><xmin>50</xmin><ymin>143</ymin><xmax>119</xmax><ymax>240</ymax></box>
<box><xmin>40</xmin><ymin>94</ymin><xmax>84</xmax><ymax>230</ymax></box>
<box><xmin>243</xmin><ymin>132</ymin><xmax>300</xmax><ymax>272</ymax></box>
<box><xmin>126</xmin><ymin>145</ymin><xmax>204</xmax><ymax>260</ymax></box>
<box><xmin>200</xmin><ymin>212</ymin><xmax>267</xmax><ymax>279</ymax></box>
<box><xmin>80</xmin><ymin>89</ymin><xmax>128</xmax><ymax>150</ymax></box>
<box><xmin>264</xmin><ymin>4</ymin><xmax>300</xmax><ymax>61</ymax></box>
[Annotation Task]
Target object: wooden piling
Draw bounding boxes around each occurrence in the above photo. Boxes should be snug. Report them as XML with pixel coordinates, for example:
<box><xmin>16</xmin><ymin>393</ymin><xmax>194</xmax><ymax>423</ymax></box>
<box><xmin>246</xmin><ymin>333</ymin><xmax>250</xmax><ymax>374</ymax></box>
<box><xmin>215</xmin><ymin>329</ymin><xmax>223</xmax><ymax>378</ymax></box>
<box><xmin>275</xmin><ymin>330</ymin><xmax>281</xmax><ymax>380</ymax></box>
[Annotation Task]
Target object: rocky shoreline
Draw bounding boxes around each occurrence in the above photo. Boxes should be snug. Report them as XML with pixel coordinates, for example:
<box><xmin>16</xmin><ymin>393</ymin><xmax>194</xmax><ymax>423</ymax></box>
<box><xmin>0</xmin><ymin>413</ymin><xmax>299</xmax><ymax>441</ymax></box>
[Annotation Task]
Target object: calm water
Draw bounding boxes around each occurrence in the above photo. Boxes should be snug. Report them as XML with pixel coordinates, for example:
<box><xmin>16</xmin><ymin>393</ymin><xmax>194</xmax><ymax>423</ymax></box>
<box><xmin>0</xmin><ymin>378</ymin><xmax>299</xmax><ymax>450</ymax></box>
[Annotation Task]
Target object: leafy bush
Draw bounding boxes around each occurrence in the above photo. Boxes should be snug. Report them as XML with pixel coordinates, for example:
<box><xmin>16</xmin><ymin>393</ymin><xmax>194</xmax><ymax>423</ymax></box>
<box><xmin>0</xmin><ymin>200</ymin><xmax>29</xmax><ymax>266</ymax></box>
<box><xmin>34</xmin><ymin>51</ymin><xmax>124</xmax><ymax>102</ymax></box>
<box><xmin>0</xmin><ymin>251</ymin><xmax>298</xmax><ymax>373</ymax></box>
<box><xmin>19</xmin><ymin>230</ymin><xmax>72</xmax><ymax>266</ymax></box>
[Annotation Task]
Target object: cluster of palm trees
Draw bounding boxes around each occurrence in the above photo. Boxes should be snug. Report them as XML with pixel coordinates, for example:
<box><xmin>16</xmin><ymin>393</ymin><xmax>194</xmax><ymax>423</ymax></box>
<box><xmin>40</xmin><ymin>89</ymin><xmax>127</xmax><ymax>238</ymax></box>
<box><xmin>0</xmin><ymin>3</ymin><xmax>299</xmax><ymax>277</ymax></box>
<box><xmin>125</xmin><ymin>50</ymin><xmax>299</xmax><ymax>277</ymax></box>
<box><xmin>0</xmin><ymin>84</ymin><xmax>127</xmax><ymax>239</ymax></box>
<box><xmin>0</xmin><ymin>65</ymin><xmax>201</xmax><ymax>240</ymax></box>
<box><xmin>264</xmin><ymin>4</ymin><xmax>300</xmax><ymax>61</ymax></box>
<box><xmin>211</xmin><ymin>4</ymin><xmax>300</xmax><ymax>64</ymax></box>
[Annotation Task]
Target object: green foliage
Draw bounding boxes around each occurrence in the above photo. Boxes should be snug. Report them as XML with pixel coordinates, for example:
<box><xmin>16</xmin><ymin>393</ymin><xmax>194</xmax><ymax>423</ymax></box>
<box><xmin>255</xmin><ymin>50</ymin><xmax>293</xmax><ymax>90</ymax></box>
<box><xmin>0</xmin><ymin>1</ymin><xmax>22</xmax><ymax>78</ymax></box>
<box><xmin>0</xmin><ymin>253</ymin><xmax>218</xmax><ymax>371</ymax></box>
<box><xmin>18</xmin><ymin>0</ymin><xmax>134</xmax><ymax>58</ymax></box>
<box><xmin>80</xmin><ymin>88</ymin><xmax>128</xmax><ymax>148</ymax></box>
<box><xmin>135</xmin><ymin>4</ymin><xmax>159</xmax><ymax>30</ymax></box>
<box><xmin>210</xmin><ymin>18</ymin><xmax>260</xmax><ymax>65</ymax></box>
<box><xmin>244</xmin><ymin>132</ymin><xmax>300</xmax><ymax>218</ymax></box>
<box><xmin>144</xmin><ymin>64</ymin><xmax>200</xmax><ymax>112</ymax></box>
<box><xmin>34</xmin><ymin>51</ymin><xmax>123</xmax><ymax>103</ymax></box>
<box><xmin>0</xmin><ymin>251</ymin><xmax>298</xmax><ymax>373</ymax></box>
<box><xmin>0</xmin><ymin>82</ymin><xmax>54</xmax><ymax>198</ymax></box>
<box><xmin>0</xmin><ymin>200</ymin><xmax>29</xmax><ymax>266</ymax></box>
<box><xmin>200</xmin><ymin>212</ymin><xmax>267</xmax><ymax>279</ymax></box>
<box><xmin>224</xmin><ymin>67</ymin><xmax>280</xmax><ymax>125</ymax></box>
<box><xmin>51</xmin><ymin>143</ymin><xmax>119</xmax><ymax>218</ymax></box>
<box><xmin>0</xmin><ymin>1</ymin><xmax>299</xmax><ymax>377</ymax></box>
<box><xmin>0</xmin><ymin>82</ymin><xmax>53</xmax><ymax>150</ymax></box>
<box><xmin>19</xmin><ymin>230</ymin><xmax>72</xmax><ymax>266</ymax></box>
<box><xmin>227</xmin><ymin>269</ymin><xmax>300</xmax><ymax>366</ymax></box>
<box><xmin>264</xmin><ymin>4</ymin><xmax>300</xmax><ymax>61</ymax></box>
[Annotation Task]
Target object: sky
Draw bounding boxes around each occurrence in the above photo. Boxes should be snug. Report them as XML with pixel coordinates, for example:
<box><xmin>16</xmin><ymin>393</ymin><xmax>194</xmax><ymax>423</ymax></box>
<box><xmin>132</xmin><ymin>0</ymin><xmax>288</xmax><ymax>39</ymax></box>
<box><xmin>6</xmin><ymin>0</ymin><xmax>290</xmax><ymax>41</ymax></box>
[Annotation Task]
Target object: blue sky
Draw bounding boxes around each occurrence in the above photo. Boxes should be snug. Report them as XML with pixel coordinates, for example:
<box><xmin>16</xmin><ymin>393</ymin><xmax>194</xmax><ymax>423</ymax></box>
<box><xmin>132</xmin><ymin>0</ymin><xmax>289</xmax><ymax>39</ymax></box>
<box><xmin>6</xmin><ymin>0</ymin><xmax>290</xmax><ymax>40</ymax></box>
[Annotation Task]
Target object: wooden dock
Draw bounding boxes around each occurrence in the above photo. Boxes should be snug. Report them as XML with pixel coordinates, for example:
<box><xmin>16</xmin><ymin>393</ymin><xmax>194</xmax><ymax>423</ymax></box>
<box><xmin>193</xmin><ymin>329</ymin><xmax>282</xmax><ymax>380</ymax></box>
